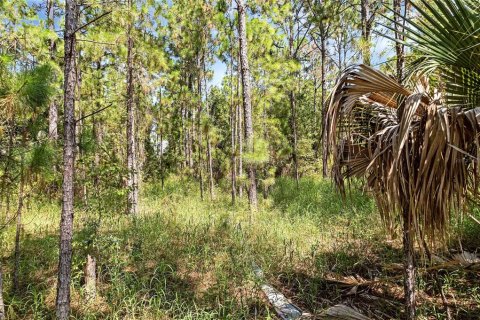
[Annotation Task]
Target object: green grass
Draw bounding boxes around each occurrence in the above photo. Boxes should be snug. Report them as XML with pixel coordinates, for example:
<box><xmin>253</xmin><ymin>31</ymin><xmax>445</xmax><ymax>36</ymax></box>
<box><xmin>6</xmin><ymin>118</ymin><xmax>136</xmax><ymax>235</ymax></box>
<box><xmin>0</xmin><ymin>176</ymin><xmax>479</xmax><ymax>319</ymax></box>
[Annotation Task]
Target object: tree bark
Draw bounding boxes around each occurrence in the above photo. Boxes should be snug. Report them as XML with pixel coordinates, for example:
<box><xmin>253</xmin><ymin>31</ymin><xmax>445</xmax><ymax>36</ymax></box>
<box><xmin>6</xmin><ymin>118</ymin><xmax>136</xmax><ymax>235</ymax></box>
<box><xmin>13</xmin><ymin>132</ymin><xmax>26</xmax><ymax>294</ymax></box>
<box><xmin>56</xmin><ymin>0</ymin><xmax>78</xmax><ymax>318</ymax></box>
<box><xmin>360</xmin><ymin>0</ymin><xmax>372</xmax><ymax>66</ymax></box>
<box><xmin>236</xmin><ymin>68</ymin><xmax>244</xmax><ymax>198</ymax></box>
<box><xmin>403</xmin><ymin>208</ymin><xmax>416</xmax><ymax>320</ymax></box>
<box><xmin>197</xmin><ymin>58</ymin><xmax>205</xmax><ymax>201</ymax></box>
<box><xmin>229</xmin><ymin>44</ymin><xmax>237</xmax><ymax>204</ymax></box>
<box><xmin>320</xmin><ymin>38</ymin><xmax>328</xmax><ymax>177</ymax></box>
<box><xmin>289</xmin><ymin>91</ymin><xmax>299</xmax><ymax>187</ymax></box>
<box><xmin>47</xmin><ymin>0</ymin><xmax>58</xmax><ymax>140</ymax></box>
<box><xmin>93</xmin><ymin>61</ymin><xmax>103</xmax><ymax>189</ymax></box>
<box><xmin>0</xmin><ymin>260</ymin><xmax>4</xmax><ymax>320</ymax></box>
<box><xmin>237</xmin><ymin>0</ymin><xmax>257</xmax><ymax>210</ymax></box>
<box><xmin>126</xmin><ymin>0</ymin><xmax>138</xmax><ymax>215</ymax></box>
<box><xmin>84</xmin><ymin>254</ymin><xmax>96</xmax><ymax>302</ymax></box>
<box><xmin>393</xmin><ymin>0</ymin><xmax>407</xmax><ymax>82</ymax></box>
<box><xmin>288</xmin><ymin>16</ymin><xmax>299</xmax><ymax>188</ymax></box>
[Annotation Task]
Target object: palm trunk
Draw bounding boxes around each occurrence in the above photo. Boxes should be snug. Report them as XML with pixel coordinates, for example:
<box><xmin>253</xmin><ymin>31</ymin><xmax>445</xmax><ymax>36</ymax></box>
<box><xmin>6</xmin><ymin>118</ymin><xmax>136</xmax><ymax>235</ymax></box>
<box><xmin>126</xmin><ymin>0</ymin><xmax>138</xmax><ymax>215</ymax></box>
<box><xmin>403</xmin><ymin>208</ymin><xmax>416</xmax><ymax>319</ymax></box>
<box><xmin>237</xmin><ymin>0</ymin><xmax>257</xmax><ymax>210</ymax></box>
<box><xmin>56</xmin><ymin>0</ymin><xmax>78</xmax><ymax>318</ymax></box>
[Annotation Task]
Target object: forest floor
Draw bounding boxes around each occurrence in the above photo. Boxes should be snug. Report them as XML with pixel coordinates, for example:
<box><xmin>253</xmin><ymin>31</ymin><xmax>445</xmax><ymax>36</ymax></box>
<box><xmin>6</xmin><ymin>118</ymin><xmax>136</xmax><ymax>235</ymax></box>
<box><xmin>1</xmin><ymin>176</ymin><xmax>480</xmax><ymax>319</ymax></box>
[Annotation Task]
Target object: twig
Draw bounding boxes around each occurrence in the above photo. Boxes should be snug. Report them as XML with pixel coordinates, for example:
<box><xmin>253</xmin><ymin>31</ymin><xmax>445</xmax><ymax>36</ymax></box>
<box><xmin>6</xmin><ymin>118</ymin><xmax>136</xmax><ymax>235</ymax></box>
<box><xmin>74</xmin><ymin>11</ymin><xmax>112</xmax><ymax>33</ymax></box>
<box><xmin>77</xmin><ymin>38</ymin><xmax>116</xmax><ymax>46</ymax></box>
<box><xmin>75</xmin><ymin>103</ymin><xmax>113</xmax><ymax>123</ymax></box>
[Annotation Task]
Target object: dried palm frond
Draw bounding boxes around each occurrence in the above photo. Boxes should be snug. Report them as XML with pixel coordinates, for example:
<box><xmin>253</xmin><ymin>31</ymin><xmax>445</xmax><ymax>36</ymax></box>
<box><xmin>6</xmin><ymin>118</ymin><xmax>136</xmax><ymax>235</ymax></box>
<box><xmin>326</xmin><ymin>64</ymin><xmax>480</xmax><ymax>244</ymax></box>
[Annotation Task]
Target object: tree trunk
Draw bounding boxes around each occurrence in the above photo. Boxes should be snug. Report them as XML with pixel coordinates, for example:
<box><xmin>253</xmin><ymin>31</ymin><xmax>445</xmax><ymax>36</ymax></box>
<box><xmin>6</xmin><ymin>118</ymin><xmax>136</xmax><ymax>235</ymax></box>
<box><xmin>93</xmin><ymin>61</ymin><xmax>103</xmax><ymax>190</ymax></box>
<box><xmin>320</xmin><ymin>39</ymin><xmax>328</xmax><ymax>177</ymax></box>
<box><xmin>230</xmin><ymin>49</ymin><xmax>237</xmax><ymax>204</ymax></box>
<box><xmin>197</xmin><ymin>58</ymin><xmax>205</xmax><ymax>201</ymax></box>
<box><xmin>13</xmin><ymin>133</ymin><xmax>26</xmax><ymax>294</ymax></box>
<box><xmin>237</xmin><ymin>0</ymin><xmax>257</xmax><ymax>210</ymax></box>
<box><xmin>56</xmin><ymin>0</ymin><xmax>78</xmax><ymax>318</ymax></box>
<box><xmin>289</xmin><ymin>91</ymin><xmax>299</xmax><ymax>187</ymax></box>
<box><xmin>393</xmin><ymin>0</ymin><xmax>407</xmax><ymax>82</ymax></box>
<box><xmin>236</xmin><ymin>71</ymin><xmax>244</xmax><ymax>198</ymax></box>
<box><xmin>47</xmin><ymin>0</ymin><xmax>58</xmax><ymax>141</ymax></box>
<box><xmin>203</xmin><ymin>63</ymin><xmax>214</xmax><ymax>201</ymax></box>
<box><xmin>403</xmin><ymin>208</ymin><xmax>416</xmax><ymax>320</ymax></box>
<box><xmin>84</xmin><ymin>254</ymin><xmax>96</xmax><ymax>302</ymax></box>
<box><xmin>360</xmin><ymin>0</ymin><xmax>372</xmax><ymax>66</ymax></box>
<box><xmin>288</xmin><ymin>16</ymin><xmax>299</xmax><ymax>188</ymax></box>
<box><xmin>126</xmin><ymin>0</ymin><xmax>138</xmax><ymax>215</ymax></box>
<box><xmin>0</xmin><ymin>260</ymin><xmax>4</xmax><ymax>320</ymax></box>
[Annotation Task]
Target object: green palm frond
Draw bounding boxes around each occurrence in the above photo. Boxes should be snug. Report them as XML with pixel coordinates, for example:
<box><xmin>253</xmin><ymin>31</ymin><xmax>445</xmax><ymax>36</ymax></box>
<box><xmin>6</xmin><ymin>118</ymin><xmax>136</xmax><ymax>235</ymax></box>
<box><xmin>384</xmin><ymin>0</ymin><xmax>480</xmax><ymax>107</ymax></box>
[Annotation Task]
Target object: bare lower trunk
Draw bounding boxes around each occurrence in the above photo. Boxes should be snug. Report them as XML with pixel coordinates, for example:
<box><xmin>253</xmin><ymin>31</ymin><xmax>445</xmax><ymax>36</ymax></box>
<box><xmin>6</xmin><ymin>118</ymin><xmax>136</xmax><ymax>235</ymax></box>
<box><xmin>0</xmin><ymin>260</ymin><xmax>4</xmax><ymax>320</ymax></box>
<box><xmin>237</xmin><ymin>92</ymin><xmax>243</xmax><ymax>198</ymax></box>
<box><xmin>13</xmin><ymin>150</ymin><xmax>25</xmax><ymax>293</ymax></box>
<box><xmin>56</xmin><ymin>1</ymin><xmax>77</xmax><ymax>318</ymax></box>
<box><xmin>207</xmin><ymin>137</ymin><xmax>214</xmax><ymax>200</ymax></box>
<box><xmin>403</xmin><ymin>209</ymin><xmax>416</xmax><ymax>320</ymax></box>
<box><xmin>230</xmin><ymin>80</ymin><xmax>237</xmax><ymax>204</ymax></box>
<box><xmin>126</xmin><ymin>0</ymin><xmax>138</xmax><ymax>215</ymax></box>
<box><xmin>320</xmin><ymin>40</ymin><xmax>328</xmax><ymax>177</ymax></box>
<box><xmin>289</xmin><ymin>91</ymin><xmax>299</xmax><ymax>188</ymax></box>
<box><xmin>237</xmin><ymin>0</ymin><xmax>257</xmax><ymax>210</ymax></box>
<box><xmin>84</xmin><ymin>254</ymin><xmax>96</xmax><ymax>302</ymax></box>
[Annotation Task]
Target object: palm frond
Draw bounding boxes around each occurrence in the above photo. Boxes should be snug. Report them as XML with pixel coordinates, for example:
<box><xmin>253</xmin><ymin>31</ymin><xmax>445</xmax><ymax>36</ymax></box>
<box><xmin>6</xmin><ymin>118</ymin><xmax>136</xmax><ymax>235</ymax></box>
<box><xmin>327</xmin><ymin>64</ymin><xmax>480</xmax><ymax>243</ymax></box>
<box><xmin>384</xmin><ymin>0</ymin><xmax>480</xmax><ymax>107</ymax></box>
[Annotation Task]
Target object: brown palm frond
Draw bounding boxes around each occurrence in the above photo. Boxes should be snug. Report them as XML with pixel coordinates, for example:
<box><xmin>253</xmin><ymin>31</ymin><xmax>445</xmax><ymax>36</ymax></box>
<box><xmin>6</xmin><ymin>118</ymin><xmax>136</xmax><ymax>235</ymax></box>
<box><xmin>326</xmin><ymin>64</ymin><xmax>480</xmax><ymax>243</ymax></box>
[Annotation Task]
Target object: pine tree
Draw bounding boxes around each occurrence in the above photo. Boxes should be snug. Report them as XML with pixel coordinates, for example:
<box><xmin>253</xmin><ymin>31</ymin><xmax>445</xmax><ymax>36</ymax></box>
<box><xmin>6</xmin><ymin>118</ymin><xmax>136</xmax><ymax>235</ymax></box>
<box><xmin>56</xmin><ymin>0</ymin><xmax>78</xmax><ymax>318</ymax></box>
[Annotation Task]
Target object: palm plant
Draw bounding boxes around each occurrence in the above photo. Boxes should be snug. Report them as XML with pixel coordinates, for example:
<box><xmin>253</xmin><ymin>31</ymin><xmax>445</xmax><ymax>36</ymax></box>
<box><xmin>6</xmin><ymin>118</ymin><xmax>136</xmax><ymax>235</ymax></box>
<box><xmin>325</xmin><ymin>0</ymin><xmax>480</xmax><ymax>318</ymax></box>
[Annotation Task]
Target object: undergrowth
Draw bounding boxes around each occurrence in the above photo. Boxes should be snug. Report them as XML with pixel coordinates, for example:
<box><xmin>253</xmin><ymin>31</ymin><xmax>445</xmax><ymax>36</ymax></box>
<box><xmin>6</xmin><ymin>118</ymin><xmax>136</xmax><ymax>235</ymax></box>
<box><xmin>0</xmin><ymin>176</ymin><xmax>479</xmax><ymax>319</ymax></box>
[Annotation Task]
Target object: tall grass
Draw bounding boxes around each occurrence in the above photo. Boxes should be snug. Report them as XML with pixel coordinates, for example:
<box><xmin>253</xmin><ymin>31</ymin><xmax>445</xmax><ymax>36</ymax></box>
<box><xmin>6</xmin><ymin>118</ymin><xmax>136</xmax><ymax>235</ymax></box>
<box><xmin>0</xmin><ymin>176</ymin><xmax>479</xmax><ymax>319</ymax></box>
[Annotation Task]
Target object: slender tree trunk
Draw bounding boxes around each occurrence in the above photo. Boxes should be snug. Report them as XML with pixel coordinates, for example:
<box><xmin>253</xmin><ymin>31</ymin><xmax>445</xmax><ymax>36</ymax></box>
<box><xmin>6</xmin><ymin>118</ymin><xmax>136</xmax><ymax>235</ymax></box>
<box><xmin>126</xmin><ymin>0</ymin><xmax>138</xmax><ymax>215</ymax></box>
<box><xmin>13</xmin><ymin>133</ymin><xmax>26</xmax><ymax>293</ymax></box>
<box><xmin>197</xmin><ymin>58</ymin><xmax>205</xmax><ymax>201</ymax></box>
<box><xmin>320</xmin><ymin>39</ymin><xmax>328</xmax><ymax>177</ymax></box>
<box><xmin>230</xmin><ymin>49</ymin><xmax>237</xmax><ymax>204</ymax></box>
<box><xmin>236</xmin><ymin>70</ymin><xmax>244</xmax><ymax>198</ymax></box>
<box><xmin>393</xmin><ymin>0</ymin><xmax>407</xmax><ymax>82</ymax></box>
<box><xmin>203</xmin><ymin>58</ymin><xmax>214</xmax><ymax>200</ymax></box>
<box><xmin>403</xmin><ymin>208</ymin><xmax>416</xmax><ymax>320</ymax></box>
<box><xmin>237</xmin><ymin>0</ymin><xmax>257</xmax><ymax>210</ymax></box>
<box><xmin>93</xmin><ymin>61</ymin><xmax>102</xmax><ymax>189</ymax></box>
<box><xmin>0</xmin><ymin>260</ymin><xmax>4</xmax><ymax>320</ymax></box>
<box><xmin>360</xmin><ymin>0</ymin><xmax>372</xmax><ymax>66</ymax></box>
<box><xmin>84</xmin><ymin>254</ymin><xmax>96</xmax><ymax>302</ymax></box>
<box><xmin>56</xmin><ymin>1</ymin><xmax>78</xmax><ymax>318</ymax></box>
<box><xmin>289</xmin><ymin>91</ymin><xmax>299</xmax><ymax>187</ymax></box>
<box><xmin>47</xmin><ymin>0</ymin><xmax>58</xmax><ymax>140</ymax></box>
<box><xmin>288</xmin><ymin>18</ymin><xmax>299</xmax><ymax>188</ymax></box>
